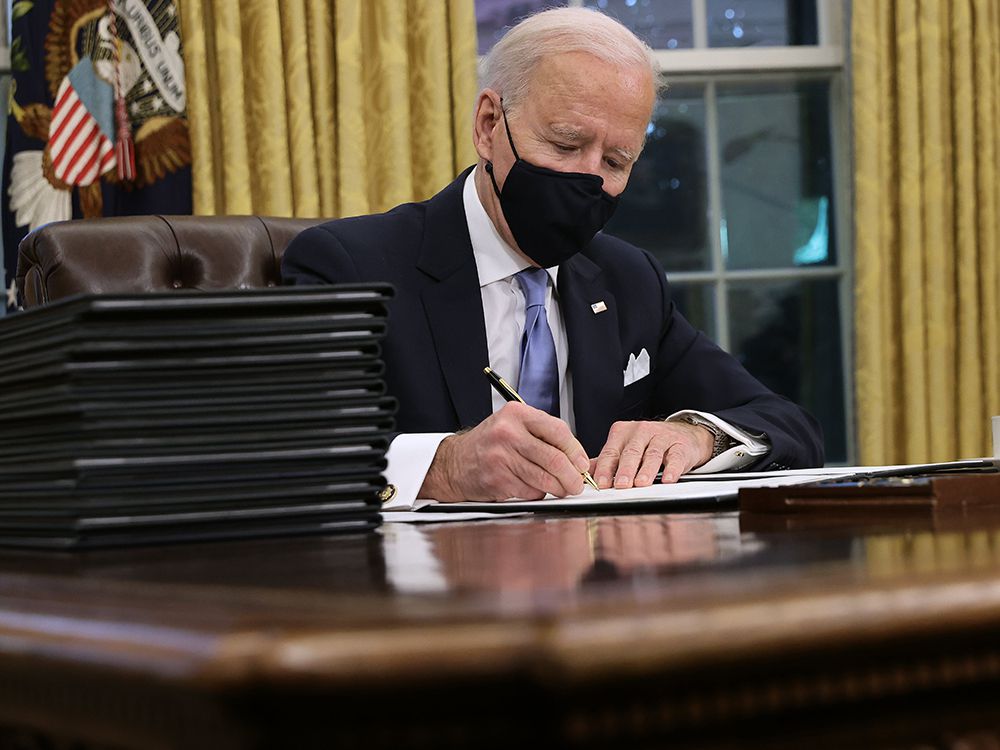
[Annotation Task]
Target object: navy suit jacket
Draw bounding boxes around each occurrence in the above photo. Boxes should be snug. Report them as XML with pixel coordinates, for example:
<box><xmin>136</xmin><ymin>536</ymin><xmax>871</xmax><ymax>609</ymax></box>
<box><xmin>282</xmin><ymin>168</ymin><xmax>824</xmax><ymax>469</ymax></box>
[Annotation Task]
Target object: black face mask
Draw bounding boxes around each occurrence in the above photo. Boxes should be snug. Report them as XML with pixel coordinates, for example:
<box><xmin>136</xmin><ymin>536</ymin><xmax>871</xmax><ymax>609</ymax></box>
<box><xmin>485</xmin><ymin>101</ymin><xmax>620</xmax><ymax>268</ymax></box>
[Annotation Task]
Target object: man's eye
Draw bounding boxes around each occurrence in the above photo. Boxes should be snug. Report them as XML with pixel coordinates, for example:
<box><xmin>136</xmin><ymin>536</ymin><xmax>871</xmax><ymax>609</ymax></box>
<box><xmin>554</xmin><ymin>143</ymin><xmax>577</xmax><ymax>153</ymax></box>
<box><xmin>605</xmin><ymin>158</ymin><xmax>624</xmax><ymax>171</ymax></box>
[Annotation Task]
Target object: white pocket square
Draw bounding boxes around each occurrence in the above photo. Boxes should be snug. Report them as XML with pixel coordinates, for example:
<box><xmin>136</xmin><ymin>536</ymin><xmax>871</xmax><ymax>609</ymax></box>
<box><xmin>623</xmin><ymin>348</ymin><xmax>651</xmax><ymax>387</ymax></box>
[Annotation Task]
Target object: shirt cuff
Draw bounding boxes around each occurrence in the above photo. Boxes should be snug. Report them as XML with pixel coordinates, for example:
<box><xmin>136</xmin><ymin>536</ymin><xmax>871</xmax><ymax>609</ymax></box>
<box><xmin>666</xmin><ymin>409</ymin><xmax>770</xmax><ymax>473</ymax></box>
<box><xmin>382</xmin><ymin>433</ymin><xmax>452</xmax><ymax>510</ymax></box>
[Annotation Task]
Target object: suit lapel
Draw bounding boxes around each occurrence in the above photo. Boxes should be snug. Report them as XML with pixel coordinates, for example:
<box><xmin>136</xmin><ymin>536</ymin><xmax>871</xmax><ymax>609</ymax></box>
<box><xmin>417</xmin><ymin>169</ymin><xmax>493</xmax><ymax>430</ymax></box>
<box><xmin>559</xmin><ymin>254</ymin><xmax>622</xmax><ymax>456</ymax></box>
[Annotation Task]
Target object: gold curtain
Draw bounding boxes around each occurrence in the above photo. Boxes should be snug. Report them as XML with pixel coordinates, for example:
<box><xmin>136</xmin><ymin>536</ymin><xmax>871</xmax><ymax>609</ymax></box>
<box><xmin>176</xmin><ymin>0</ymin><xmax>478</xmax><ymax>218</ymax></box>
<box><xmin>853</xmin><ymin>0</ymin><xmax>1000</xmax><ymax>464</ymax></box>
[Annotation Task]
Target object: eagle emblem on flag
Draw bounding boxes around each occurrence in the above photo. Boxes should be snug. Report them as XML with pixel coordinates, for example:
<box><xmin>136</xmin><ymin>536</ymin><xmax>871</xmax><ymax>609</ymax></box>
<box><xmin>7</xmin><ymin>0</ymin><xmax>190</xmax><ymax>231</ymax></box>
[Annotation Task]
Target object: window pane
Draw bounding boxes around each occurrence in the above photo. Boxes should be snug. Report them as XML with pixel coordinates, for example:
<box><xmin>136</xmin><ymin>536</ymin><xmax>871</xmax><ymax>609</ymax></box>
<box><xmin>707</xmin><ymin>0</ymin><xmax>818</xmax><ymax>48</ymax></box>
<box><xmin>728</xmin><ymin>279</ymin><xmax>846</xmax><ymax>463</ymax></box>
<box><xmin>475</xmin><ymin>0</ymin><xmax>566</xmax><ymax>55</ymax></box>
<box><xmin>583</xmin><ymin>0</ymin><xmax>693</xmax><ymax>49</ymax></box>
<box><xmin>605</xmin><ymin>82</ymin><xmax>710</xmax><ymax>272</ymax></box>
<box><xmin>716</xmin><ymin>77</ymin><xmax>835</xmax><ymax>271</ymax></box>
<box><xmin>670</xmin><ymin>282</ymin><xmax>716</xmax><ymax>340</ymax></box>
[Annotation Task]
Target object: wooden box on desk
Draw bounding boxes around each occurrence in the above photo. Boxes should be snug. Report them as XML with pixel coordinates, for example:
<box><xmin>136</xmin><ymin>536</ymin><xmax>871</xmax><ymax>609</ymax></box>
<box><xmin>739</xmin><ymin>473</ymin><xmax>1000</xmax><ymax>532</ymax></box>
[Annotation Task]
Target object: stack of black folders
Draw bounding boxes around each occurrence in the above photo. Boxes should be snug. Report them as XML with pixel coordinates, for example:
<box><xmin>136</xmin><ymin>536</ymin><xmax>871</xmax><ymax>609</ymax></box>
<box><xmin>0</xmin><ymin>285</ymin><xmax>396</xmax><ymax>549</ymax></box>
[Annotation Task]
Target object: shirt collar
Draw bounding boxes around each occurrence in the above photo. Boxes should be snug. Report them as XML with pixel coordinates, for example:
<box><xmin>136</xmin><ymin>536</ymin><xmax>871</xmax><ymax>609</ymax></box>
<box><xmin>462</xmin><ymin>168</ymin><xmax>559</xmax><ymax>289</ymax></box>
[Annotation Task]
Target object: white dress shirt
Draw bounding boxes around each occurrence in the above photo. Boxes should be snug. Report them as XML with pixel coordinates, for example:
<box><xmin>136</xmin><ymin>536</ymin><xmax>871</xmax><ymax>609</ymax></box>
<box><xmin>463</xmin><ymin>169</ymin><xmax>575</xmax><ymax>429</ymax></box>
<box><xmin>382</xmin><ymin>169</ymin><xmax>765</xmax><ymax>509</ymax></box>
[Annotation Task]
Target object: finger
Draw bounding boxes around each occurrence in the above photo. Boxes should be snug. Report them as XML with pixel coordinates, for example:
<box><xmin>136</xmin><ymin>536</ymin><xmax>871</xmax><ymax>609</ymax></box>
<box><xmin>521</xmin><ymin>407</ymin><xmax>590</xmax><ymax>472</ymax></box>
<box><xmin>468</xmin><ymin>446</ymin><xmax>548</xmax><ymax>501</ymax></box>
<box><xmin>512</xmin><ymin>437</ymin><xmax>585</xmax><ymax>497</ymax></box>
<box><xmin>593</xmin><ymin>446</ymin><xmax>620</xmax><ymax>489</ymax></box>
<box><xmin>490</xmin><ymin>403</ymin><xmax>589</xmax><ymax>497</ymax></box>
<box><xmin>613</xmin><ymin>430</ymin><xmax>654</xmax><ymax>489</ymax></box>
<box><xmin>502</xmin><ymin>474</ymin><xmax>548</xmax><ymax>501</ymax></box>
<box><xmin>634</xmin><ymin>434</ymin><xmax>671</xmax><ymax>487</ymax></box>
<box><xmin>516</xmin><ymin>407</ymin><xmax>589</xmax><ymax>495</ymax></box>
<box><xmin>660</xmin><ymin>440</ymin><xmax>697</xmax><ymax>484</ymax></box>
<box><xmin>483</xmin><ymin>445</ymin><xmax>560</xmax><ymax>500</ymax></box>
<box><xmin>594</xmin><ymin>423</ymin><xmax>629</xmax><ymax>488</ymax></box>
<box><xmin>474</xmin><ymin>479</ymin><xmax>545</xmax><ymax>502</ymax></box>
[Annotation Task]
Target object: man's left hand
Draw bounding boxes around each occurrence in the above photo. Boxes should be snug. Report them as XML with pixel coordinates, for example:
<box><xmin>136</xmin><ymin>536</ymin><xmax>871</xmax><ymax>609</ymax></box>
<box><xmin>592</xmin><ymin>420</ymin><xmax>714</xmax><ymax>489</ymax></box>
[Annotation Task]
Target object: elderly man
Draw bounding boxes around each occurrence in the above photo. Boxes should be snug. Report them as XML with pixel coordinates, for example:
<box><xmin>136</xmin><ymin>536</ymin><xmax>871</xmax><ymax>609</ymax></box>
<box><xmin>282</xmin><ymin>7</ymin><xmax>824</xmax><ymax>504</ymax></box>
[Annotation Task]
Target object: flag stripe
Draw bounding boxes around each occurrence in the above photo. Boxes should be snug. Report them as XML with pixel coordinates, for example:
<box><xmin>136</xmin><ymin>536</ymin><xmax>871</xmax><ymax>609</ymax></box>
<box><xmin>80</xmin><ymin>136</ymin><xmax>115</xmax><ymax>186</ymax></box>
<box><xmin>50</xmin><ymin>98</ymin><xmax>85</xmax><ymax>153</ymax></box>
<box><xmin>74</xmin><ymin>137</ymin><xmax>114</xmax><ymax>185</ymax></box>
<box><xmin>99</xmin><ymin>145</ymin><xmax>117</xmax><ymax>171</ymax></box>
<box><xmin>53</xmin><ymin>81</ymin><xmax>72</xmax><ymax>109</ymax></box>
<box><xmin>51</xmin><ymin>108</ymin><xmax>92</xmax><ymax>171</ymax></box>
<box><xmin>61</xmin><ymin>121</ymin><xmax>101</xmax><ymax>183</ymax></box>
<box><xmin>50</xmin><ymin>81</ymin><xmax>74</xmax><ymax>126</ymax></box>
<box><xmin>57</xmin><ymin>118</ymin><xmax>98</xmax><ymax>176</ymax></box>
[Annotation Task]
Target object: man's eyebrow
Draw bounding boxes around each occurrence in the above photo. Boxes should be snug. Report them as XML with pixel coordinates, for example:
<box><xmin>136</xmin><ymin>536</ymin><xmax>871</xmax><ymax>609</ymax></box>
<box><xmin>548</xmin><ymin>123</ymin><xmax>586</xmax><ymax>140</ymax></box>
<box><xmin>548</xmin><ymin>124</ymin><xmax>638</xmax><ymax>163</ymax></box>
<box><xmin>611</xmin><ymin>146</ymin><xmax>637</xmax><ymax>163</ymax></box>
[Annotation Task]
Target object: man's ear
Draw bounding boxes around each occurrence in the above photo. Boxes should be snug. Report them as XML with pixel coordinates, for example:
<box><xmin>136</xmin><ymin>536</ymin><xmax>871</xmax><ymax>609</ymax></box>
<box><xmin>472</xmin><ymin>90</ymin><xmax>503</xmax><ymax>163</ymax></box>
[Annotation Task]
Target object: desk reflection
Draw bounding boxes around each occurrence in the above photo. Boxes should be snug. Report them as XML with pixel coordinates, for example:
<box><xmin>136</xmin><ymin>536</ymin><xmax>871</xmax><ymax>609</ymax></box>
<box><xmin>381</xmin><ymin>513</ymin><xmax>748</xmax><ymax>594</ymax></box>
<box><xmin>7</xmin><ymin>510</ymin><xmax>1000</xmax><ymax>607</ymax></box>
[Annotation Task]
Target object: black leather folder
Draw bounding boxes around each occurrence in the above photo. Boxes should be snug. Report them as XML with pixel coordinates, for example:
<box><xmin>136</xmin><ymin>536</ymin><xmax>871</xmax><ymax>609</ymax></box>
<box><xmin>0</xmin><ymin>286</ymin><xmax>396</xmax><ymax>548</ymax></box>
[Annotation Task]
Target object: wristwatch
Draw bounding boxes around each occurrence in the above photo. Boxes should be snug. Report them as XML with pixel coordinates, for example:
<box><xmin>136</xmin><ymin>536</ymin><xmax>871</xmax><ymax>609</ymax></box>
<box><xmin>675</xmin><ymin>414</ymin><xmax>736</xmax><ymax>458</ymax></box>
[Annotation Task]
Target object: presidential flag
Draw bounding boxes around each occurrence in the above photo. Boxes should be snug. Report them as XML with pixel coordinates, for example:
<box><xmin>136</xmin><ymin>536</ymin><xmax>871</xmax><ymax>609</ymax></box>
<box><xmin>2</xmin><ymin>0</ymin><xmax>192</xmax><ymax>313</ymax></box>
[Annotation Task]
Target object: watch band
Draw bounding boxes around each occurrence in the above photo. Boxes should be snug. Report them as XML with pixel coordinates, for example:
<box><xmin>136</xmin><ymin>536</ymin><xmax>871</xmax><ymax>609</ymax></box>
<box><xmin>676</xmin><ymin>415</ymin><xmax>736</xmax><ymax>458</ymax></box>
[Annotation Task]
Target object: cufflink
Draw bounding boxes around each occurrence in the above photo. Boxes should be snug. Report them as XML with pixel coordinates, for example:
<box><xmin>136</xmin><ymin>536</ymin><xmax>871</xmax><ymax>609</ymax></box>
<box><xmin>378</xmin><ymin>484</ymin><xmax>397</xmax><ymax>503</ymax></box>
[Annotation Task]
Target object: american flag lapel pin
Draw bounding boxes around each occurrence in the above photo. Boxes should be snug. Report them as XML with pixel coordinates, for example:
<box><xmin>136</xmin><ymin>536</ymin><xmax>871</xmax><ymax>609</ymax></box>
<box><xmin>591</xmin><ymin>301</ymin><xmax>608</xmax><ymax>314</ymax></box>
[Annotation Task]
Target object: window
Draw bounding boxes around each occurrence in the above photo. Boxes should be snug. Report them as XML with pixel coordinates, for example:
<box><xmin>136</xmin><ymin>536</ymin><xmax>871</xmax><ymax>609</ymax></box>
<box><xmin>475</xmin><ymin>0</ymin><xmax>851</xmax><ymax>463</ymax></box>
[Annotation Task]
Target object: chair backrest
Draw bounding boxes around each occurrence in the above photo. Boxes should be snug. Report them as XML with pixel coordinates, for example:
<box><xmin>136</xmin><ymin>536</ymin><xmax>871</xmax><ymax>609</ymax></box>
<box><xmin>16</xmin><ymin>215</ymin><xmax>325</xmax><ymax>308</ymax></box>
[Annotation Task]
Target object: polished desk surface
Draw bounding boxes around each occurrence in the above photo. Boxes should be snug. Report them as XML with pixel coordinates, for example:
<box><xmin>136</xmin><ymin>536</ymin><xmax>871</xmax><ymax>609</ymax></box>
<box><xmin>6</xmin><ymin>509</ymin><xmax>1000</xmax><ymax>748</ymax></box>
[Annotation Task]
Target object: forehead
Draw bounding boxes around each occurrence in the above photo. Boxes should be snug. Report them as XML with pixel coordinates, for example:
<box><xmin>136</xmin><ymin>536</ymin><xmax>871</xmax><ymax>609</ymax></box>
<box><xmin>520</xmin><ymin>51</ymin><xmax>655</xmax><ymax>144</ymax></box>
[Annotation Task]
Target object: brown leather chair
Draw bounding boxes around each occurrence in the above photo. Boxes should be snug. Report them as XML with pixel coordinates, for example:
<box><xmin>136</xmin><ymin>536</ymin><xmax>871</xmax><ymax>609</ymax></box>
<box><xmin>16</xmin><ymin>215</ymin><xmax>325</xmax><ymax>308</ymax></box>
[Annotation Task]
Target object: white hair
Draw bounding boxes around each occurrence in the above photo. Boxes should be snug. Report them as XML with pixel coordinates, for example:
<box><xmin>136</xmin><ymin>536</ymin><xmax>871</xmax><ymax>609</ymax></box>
<box><xmin>481</xmin><ymin>7</ymin><xmax>662</xmax><ymax>112</ymax></box>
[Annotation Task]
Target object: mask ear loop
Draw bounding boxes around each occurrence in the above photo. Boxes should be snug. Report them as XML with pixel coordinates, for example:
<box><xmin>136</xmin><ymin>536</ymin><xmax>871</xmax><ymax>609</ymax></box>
<box><xmin>485</xmin><ymin>97</ymin><xmax>520</xmax><ymax>198</ymax></box>
<box><xmin>498</xmin><ymin>98</ymin><xmax>521</xmax><ymax>160</ymax></box>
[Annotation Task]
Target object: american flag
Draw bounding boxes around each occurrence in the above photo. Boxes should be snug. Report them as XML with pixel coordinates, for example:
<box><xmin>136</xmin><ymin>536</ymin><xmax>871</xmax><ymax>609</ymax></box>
<box><xmin>48</xmin><ymin>58</ymin><xmax>117</xmax><ymax>186</ymax></box>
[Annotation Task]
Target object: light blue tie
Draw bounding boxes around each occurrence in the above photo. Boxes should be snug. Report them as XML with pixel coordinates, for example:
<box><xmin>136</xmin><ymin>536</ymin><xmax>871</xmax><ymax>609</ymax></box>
<box><xmin>516</xmin><ymin>268</ymin><xmax>559</xmax><ymax>417</ymax></box>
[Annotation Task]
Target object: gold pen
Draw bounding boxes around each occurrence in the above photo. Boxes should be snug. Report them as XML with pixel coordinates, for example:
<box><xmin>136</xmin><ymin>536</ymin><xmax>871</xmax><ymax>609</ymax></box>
<box><xmin>483</xmin><ymin>366</ymin><xmax>600</xmax><ymax>491</ymax></box>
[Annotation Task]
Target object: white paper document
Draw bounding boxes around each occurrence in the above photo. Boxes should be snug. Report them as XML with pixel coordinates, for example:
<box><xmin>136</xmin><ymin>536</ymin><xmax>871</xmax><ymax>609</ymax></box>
<box><xmin>384</xmin><ymin>472</ymin><xmax>851</xmax><ymax>514</ymax></box>
<box><xmin>422</xmin><ymin>473</ymin><xmax>847</xmax><ymax>513</ymax></box>
<box><xmin>379</xmin><ymin>458</ymin><xmax>998</xmax><ymax>517</ymax></box>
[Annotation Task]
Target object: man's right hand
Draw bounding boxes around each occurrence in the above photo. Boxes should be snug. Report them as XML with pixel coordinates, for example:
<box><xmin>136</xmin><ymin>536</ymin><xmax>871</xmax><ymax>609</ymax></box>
<box><xmin>418</xmin><ymin>402</ymin><xmax>590</xmax><ymax>502</ymax></box>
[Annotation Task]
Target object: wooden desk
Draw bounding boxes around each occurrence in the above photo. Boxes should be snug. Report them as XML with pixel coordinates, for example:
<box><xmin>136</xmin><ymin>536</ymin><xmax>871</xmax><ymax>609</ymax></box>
<box><xmin>4</xmin><ymin>510</ymin><xmax>1000</xmax><ymax>748</ymax></box>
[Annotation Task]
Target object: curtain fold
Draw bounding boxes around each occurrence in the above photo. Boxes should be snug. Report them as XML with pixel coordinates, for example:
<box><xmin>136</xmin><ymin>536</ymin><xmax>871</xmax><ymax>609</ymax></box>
<box><xmin>853</xmin><ymin>0</ymin><xmax>1000</xmax><ymax>464</ymax></box>
<box><xmin>177</xmin><ymin>0</ymin><xmax>478</xmax><ymax>218</ymax></box>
